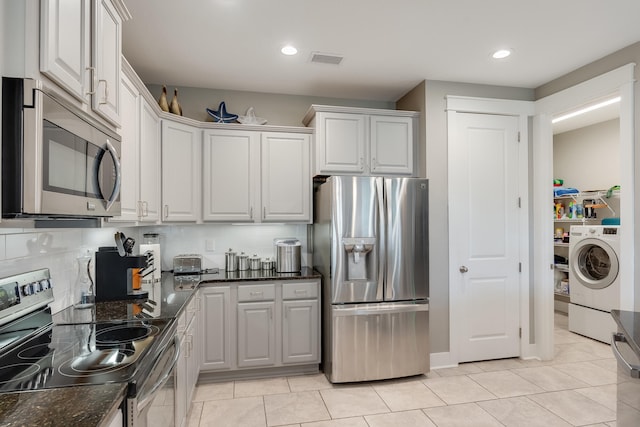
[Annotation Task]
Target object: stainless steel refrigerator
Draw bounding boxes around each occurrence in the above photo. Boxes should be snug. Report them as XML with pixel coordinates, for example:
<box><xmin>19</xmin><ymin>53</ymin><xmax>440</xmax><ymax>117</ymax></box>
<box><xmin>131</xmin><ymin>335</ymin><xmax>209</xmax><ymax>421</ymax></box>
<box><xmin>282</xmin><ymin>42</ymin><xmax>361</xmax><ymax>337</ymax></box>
<box><xmin>313</xmin><ymin>176</ymin><xmax>429</xmax><ymax>383</ymax></box>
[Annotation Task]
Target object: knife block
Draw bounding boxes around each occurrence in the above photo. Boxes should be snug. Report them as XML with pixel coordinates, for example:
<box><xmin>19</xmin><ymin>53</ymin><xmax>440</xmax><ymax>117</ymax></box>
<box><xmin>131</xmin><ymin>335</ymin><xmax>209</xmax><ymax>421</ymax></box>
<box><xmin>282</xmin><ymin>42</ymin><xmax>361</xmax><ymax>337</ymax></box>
<box><xmin>95</xmin><ymin>247</ymin><xmax>149</xmax><ymax>301</ymax></box>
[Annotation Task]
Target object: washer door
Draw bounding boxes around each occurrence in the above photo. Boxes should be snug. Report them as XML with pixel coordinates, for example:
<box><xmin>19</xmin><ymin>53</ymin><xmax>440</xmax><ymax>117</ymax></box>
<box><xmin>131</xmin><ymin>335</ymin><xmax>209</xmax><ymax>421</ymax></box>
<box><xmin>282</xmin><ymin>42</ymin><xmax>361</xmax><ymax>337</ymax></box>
<box><xmin>570</xmin><ymin>238</ymin><xmax>619</xmax><ymax>290</ymax></box>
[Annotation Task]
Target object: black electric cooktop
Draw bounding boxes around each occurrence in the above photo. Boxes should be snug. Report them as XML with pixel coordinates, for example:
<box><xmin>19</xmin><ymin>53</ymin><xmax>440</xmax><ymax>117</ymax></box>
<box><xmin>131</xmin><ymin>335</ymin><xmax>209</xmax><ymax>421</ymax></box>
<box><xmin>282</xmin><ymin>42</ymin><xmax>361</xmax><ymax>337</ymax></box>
<box><xmin>0</xmin><ymin>308</ymin><xmax>171</xmax><ymax>393</ymax></box>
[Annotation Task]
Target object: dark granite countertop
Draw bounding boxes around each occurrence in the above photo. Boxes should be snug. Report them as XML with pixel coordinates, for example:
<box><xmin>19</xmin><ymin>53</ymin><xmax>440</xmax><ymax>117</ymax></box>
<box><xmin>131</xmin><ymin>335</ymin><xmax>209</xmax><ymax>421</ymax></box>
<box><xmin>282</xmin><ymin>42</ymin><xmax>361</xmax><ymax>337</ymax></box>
<box><xmin>612</xmin><ymin>309</ymin><xmax>640</xmax><ymax>356</ymax></box>
<box><xmin>0</xmin><ymin>268</ymin><xmax>320</xmax><ymax>426</ymax></box>
<box><xmin>0</xmin><ymin>383</ymin><xmax>126</xmax><ymax>427</ymax></box>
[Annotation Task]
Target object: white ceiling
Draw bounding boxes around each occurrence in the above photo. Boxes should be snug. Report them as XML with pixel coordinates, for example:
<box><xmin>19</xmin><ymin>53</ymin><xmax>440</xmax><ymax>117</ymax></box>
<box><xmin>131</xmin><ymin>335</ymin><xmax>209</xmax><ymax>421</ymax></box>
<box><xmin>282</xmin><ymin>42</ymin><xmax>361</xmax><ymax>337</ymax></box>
<box><xmin>122</xmin><ymin>0</ymin><xmax>640</xmax><ymax>103</ymax></box>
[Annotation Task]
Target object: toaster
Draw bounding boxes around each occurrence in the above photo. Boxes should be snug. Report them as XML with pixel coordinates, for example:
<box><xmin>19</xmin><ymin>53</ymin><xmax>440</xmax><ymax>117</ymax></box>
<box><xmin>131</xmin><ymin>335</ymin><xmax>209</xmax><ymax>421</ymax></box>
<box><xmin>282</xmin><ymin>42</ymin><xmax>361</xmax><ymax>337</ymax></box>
<box><xmin>173</xmin><ymin>254</ymin><xmax>202</xmax><ymax>274</ymax></box>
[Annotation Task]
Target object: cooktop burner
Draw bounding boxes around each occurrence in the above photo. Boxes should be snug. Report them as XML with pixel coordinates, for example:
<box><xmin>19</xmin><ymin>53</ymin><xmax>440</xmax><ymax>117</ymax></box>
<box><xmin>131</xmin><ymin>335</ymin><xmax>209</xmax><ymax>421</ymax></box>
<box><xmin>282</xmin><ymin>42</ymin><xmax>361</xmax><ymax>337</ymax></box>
<box><xmin>95</xmin><ymin>324</ymin><xmax>160</xmax><ymax>344</ymax></box>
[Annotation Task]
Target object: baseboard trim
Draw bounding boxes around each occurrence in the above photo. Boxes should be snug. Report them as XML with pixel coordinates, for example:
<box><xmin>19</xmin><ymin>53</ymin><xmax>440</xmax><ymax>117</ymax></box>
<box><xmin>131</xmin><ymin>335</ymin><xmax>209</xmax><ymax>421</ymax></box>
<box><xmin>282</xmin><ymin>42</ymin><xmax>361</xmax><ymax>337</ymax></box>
<box><xmin>430</xmin><ymin>352</ymin><xmax>457</xmax><ymax>370</ymax></box>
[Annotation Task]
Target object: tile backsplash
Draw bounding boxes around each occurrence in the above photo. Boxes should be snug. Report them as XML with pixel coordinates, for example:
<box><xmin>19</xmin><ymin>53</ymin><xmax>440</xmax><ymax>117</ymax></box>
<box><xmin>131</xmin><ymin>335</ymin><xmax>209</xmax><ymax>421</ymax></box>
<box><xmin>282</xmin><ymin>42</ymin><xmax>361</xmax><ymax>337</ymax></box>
<box><xmin>136</xmin><ymin>223</ymin><xmax>310</xmax><ymax>271</ymax></box>
<box><xmin>0</xmin><ymin>226</ymin><xmax>136</xmax><ymax>314</ymax></box>
<box><xmin>0</xmin><ymin>223</ymin><xmax>310</xmax><ymax>314</ymax></box>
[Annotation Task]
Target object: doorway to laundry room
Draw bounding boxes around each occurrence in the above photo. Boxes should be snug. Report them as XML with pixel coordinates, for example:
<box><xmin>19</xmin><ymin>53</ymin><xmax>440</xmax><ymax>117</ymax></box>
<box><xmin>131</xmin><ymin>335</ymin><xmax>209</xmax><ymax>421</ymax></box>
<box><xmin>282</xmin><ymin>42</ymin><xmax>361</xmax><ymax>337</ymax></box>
<box><xmin>551</xmin><ymin>96</ymin><xmax>622</xmax><ymax>343</ymax></box>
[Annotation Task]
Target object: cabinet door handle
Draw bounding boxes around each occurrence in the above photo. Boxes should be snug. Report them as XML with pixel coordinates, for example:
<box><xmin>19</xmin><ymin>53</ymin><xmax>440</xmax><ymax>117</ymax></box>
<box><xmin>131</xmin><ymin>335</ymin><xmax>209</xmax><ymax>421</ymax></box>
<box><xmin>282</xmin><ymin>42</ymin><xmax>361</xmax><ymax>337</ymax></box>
<box><xmin>372</xmin><ymin>157</ymin><xmax>377</xmax><ymax>169</ymax></box>
<box><xmin>360</xmin><ymin>157</ymin><xmax>365</xmax><ymax>170</ymax></box>
<box><xmin>250</xmin><ymin>291</ymin><xmax>263</xmax><ymax>297</ymax></box>
<box><xmin>164</xmin><ymin>205</ymin><xmax>169</xmax><ymax>219</ymax></box>
<box><xmin>250</xmin><ymin>207</ymin><xmax>253</xmax><ymax>219</ymax></box>
<box><xmin>137</xmin><ymin>201</ymin><xmax>143</xmax><ymax>218</ymax></box>
<box><xmin>143</xmin><ymin>201</ymin><xmax>149</xmax><ymax>217</ymax></box>
<box><xmin>98</xmin><ymin>79</ymin><xmax>108</xmax><ymax>105</ymax></box>
<box><xmin>263</xmin><ymin>207</ymin><xmax>266</xmax><ymax>219</ymax></box>
<box><xmin>85</xmin><ymin>67</ymin><xmax>96</xmax><ymax>95</ymax></box>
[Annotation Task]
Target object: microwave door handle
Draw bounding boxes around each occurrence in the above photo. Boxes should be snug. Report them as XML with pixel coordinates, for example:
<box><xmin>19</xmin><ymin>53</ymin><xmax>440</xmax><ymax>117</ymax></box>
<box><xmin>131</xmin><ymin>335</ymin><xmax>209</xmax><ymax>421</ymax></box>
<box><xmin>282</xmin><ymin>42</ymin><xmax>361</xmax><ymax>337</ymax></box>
<box><xmin>102</xmin><ymin>140</ymin><xmax>121</xmax><ymax>211</ymax></box>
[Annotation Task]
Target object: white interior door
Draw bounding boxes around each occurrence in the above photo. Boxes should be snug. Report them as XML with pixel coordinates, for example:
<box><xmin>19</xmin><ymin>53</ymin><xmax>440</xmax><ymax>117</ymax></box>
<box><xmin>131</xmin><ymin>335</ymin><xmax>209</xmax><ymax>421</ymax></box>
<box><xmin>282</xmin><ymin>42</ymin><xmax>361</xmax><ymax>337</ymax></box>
<box><xmin>449</xmin><ymin>112</ymin><xmax>521</xmax><ymax>363</ymax></box>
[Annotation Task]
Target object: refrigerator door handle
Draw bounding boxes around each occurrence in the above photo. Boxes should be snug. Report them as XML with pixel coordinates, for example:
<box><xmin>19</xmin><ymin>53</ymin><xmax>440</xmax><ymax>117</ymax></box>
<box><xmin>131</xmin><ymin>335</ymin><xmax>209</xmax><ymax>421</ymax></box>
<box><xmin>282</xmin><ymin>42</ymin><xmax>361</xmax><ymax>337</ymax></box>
<box><xmin>332</xmin><ymin>301</ymin><xmax>429</xmax><ymax>316</ymax></box>
<box><xmin>376</xmin><ymin>177</ymin><xmax>385</xmax><ymax>300</ymax></box>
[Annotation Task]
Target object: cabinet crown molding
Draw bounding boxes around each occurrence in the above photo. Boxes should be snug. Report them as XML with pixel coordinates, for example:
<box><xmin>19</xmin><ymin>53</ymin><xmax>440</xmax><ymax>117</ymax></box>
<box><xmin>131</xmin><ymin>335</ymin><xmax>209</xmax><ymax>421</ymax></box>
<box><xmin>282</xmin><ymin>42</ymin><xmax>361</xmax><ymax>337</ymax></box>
<box><xmin>303</xmin><ymin>104</ymin><xmax>420</xmax><ymax>126</ymax></box>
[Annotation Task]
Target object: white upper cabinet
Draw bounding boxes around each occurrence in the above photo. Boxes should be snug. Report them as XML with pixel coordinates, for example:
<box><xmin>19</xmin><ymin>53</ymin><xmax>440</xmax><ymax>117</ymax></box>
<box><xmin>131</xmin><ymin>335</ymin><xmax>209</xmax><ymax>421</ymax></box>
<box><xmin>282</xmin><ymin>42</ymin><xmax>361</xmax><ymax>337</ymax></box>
<box><xmin>40</xmin><ymin>0</ymin><xmax>129</xmax><ymax>126</ymax></box>
<box><xmin>91</xmin><ymin>0</ymin><xmax>123</xmax><ymax>125</ymax></box>
<box><xmin>111</xmin><ymin>73</ymin><xmax>160</xmax><ymax>223</ymax></box>
<box><xmin>113</xmin><ymin>72</ymin><xmax>139</xmax><ymax>222</ymax></box>
<box><xmin>303</xmin><ymin>105</ymin><xmax>418</xmax><ymax>176</ymax></box>
<box><xmin>139</xmin><ymin>98</ymin><xmax>161</xmax><ymax>222</ymax></box>
<box><xmin>314</xmin><ymin>112</ymin><xmax>366</xmax><ymax>174</ymax></box>
<box><xmin>261</xmin><ymin>133</ymin><xmax>311</xmax><ymax>222</ymax></box>
<box><xmin>40</xmin><ymin>0</ymin><xmax>90</xmax><ymax>101</ymax></box>
<box><xmin>369</xmin><ymin>115</ymin><xmax>414</xmax><ymax>175</ymax></box>
<box><xmin>202</xmin><ymin>129</ymin><xmax>311</xmax><ymax>223</ymax></box>
<box><xmin>161</xmin><ymin>120</ymin><xmax>201</xmax><ymax>222</ymax></box>
<box><xmin>203</xmin><ymin>129</ymin><xmax>259</xmax><ymax>222</ymax></box>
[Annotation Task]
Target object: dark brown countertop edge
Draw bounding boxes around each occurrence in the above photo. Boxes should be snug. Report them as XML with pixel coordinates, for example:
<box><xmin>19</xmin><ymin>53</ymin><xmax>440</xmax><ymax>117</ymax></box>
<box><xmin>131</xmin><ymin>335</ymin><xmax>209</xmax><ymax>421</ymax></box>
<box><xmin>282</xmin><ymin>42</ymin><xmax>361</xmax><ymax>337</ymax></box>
<box><xmin>0</xmin><ymin>383</ymin><xmax>127</xmax><ymax>427</ymax></box>
<box><xmin>196</xmin><ymin>266</ymin><xmax>321</xmax><ymax>284</ymax></box>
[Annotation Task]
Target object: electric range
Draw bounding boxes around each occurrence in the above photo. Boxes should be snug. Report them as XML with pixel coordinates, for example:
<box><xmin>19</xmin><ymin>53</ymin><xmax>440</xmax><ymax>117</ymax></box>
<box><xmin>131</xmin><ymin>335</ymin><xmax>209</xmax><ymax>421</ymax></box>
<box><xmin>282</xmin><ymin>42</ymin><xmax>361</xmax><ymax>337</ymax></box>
<box><xmin>0</xmin><ymin>269</ymin><xmax>176</xmax><ymax>395</ymax></box>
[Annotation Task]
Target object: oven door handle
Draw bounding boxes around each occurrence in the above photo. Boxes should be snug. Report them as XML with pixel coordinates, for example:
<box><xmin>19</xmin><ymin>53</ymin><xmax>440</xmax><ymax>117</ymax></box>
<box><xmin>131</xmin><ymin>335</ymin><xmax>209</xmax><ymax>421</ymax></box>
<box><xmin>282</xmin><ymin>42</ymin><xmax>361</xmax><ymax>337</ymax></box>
<box><xmin>612</xmin><ymin>332</ymin><xmax>640</xmax><ymax>378</ymax></box>
<box><xmin>137</xmin><ymin>335</ymin><xmax>181</xmax><ymax>411</ymax></box>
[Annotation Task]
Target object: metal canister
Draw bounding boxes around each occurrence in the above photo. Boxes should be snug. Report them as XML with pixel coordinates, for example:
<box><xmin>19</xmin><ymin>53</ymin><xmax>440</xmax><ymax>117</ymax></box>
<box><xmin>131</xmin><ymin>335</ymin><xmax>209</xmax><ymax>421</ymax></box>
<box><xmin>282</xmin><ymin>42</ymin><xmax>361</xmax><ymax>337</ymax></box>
<box><xmin>275</xmin><ymin>239</ymin><xmax>301</xmax><ymax>272</ymax></box>
<box><xmin>225</xmin><ymin>248</ymin><xmax>238</xmax><ymax>272</ymax></box>
<box><xmin>249</xmin><ymin>254</ymin><xmax>261</xmax><ymax>270</ymax></box>
<box><xmin>238</xmin><ymin>252</ymin><xmax>249</xmax><ymax>271</ymax></box>
<box><xmin>262</xmin><ymin>258</ymin><xmax>274</xmax><ymax>271</ymax></box>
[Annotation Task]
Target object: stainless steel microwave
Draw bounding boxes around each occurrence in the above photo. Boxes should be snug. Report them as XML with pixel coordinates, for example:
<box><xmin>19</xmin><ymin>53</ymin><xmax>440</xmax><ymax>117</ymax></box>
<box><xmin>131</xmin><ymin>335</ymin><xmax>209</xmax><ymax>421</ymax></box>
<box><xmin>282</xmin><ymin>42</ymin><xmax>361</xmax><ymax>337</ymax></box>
<box><xmin>2</xmin><ymin>78</ymin><xmax>121</xmax><ymax>220</ymax></box>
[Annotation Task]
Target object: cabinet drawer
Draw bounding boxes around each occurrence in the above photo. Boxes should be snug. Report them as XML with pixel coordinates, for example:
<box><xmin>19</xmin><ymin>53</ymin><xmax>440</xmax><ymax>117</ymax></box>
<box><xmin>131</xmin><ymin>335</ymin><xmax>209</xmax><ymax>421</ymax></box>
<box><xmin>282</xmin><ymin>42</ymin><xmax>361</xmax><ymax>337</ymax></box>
<box><xmin>282</xmin><ymin>282</ymin><xmax>318</xmax><ymax>300</ymax></box>
<box><xmin>238</xmin><ymin>284</ymin><xmax>276</xmax><ymax>302</ymax></box>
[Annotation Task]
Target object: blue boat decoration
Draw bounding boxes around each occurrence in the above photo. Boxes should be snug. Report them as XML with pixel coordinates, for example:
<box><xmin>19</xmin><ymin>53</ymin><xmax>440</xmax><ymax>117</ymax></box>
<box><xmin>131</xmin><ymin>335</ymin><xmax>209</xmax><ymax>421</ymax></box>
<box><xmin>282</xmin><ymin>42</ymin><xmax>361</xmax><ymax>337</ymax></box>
<box><xmin>206</xmin><ymin>102</ymin><xmax>238</xmax><ymax>123</ymax></box>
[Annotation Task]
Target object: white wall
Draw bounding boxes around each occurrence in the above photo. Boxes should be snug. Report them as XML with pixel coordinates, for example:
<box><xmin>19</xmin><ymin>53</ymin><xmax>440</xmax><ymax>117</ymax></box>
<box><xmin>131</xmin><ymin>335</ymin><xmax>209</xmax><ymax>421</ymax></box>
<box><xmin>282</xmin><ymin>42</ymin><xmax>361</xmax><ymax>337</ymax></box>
<box><xmin>553</xmin><ymin>119</ymin><xmax>620</xmax><ymax>191</ymax></box>
<box><xmin>424</xmin><ymin>80</ymin><xmax>535</xmax><ymax>354</ymax></box>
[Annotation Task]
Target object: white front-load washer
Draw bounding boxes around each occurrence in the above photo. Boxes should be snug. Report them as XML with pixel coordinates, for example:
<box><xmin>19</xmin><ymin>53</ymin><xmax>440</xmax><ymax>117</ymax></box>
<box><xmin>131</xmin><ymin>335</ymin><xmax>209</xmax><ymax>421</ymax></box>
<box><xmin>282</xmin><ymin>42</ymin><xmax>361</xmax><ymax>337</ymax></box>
<box><xmin>568</xmin><ymin>225</ymin><xmax>621</xmax><ymax>343</ymax></box>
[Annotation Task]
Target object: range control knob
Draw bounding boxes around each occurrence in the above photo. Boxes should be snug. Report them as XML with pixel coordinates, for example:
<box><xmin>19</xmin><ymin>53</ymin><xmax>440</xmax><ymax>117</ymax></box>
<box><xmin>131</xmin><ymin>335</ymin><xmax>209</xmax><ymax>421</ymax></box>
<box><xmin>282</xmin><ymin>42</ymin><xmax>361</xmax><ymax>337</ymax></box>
<box><xmin>40</xmin><ymin>279</ymin><xmax>51</xmax><ymax>290</ymax></box>
<box><xmin>21</xmin><ymin>284</ymin><xmax>33</xmax><ymax>296</ymax></box>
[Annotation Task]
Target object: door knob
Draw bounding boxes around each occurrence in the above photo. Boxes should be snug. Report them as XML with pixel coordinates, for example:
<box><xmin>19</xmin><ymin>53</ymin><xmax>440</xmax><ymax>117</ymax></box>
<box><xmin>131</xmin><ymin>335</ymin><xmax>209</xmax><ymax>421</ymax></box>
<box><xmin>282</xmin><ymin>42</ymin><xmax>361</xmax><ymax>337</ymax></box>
<box><xmin>459</xmin><ymin>266</ymin><xmax>469</xmax><ymax>273</ymax></box>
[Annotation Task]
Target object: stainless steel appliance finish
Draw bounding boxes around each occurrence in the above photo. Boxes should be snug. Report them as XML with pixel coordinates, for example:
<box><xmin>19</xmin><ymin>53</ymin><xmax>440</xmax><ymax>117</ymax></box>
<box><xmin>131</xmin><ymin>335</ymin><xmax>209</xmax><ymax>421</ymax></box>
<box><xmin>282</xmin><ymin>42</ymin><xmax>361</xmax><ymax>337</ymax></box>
<box><xmin>174</xmin><ymin>254</ymin><xmax>203</xmax><ymax>274</ymax></box>
<box><xmin>275</xmin><ymin>239</ymin><xmax>302</xmax><ymax>272</ymax></box>
<box><xmin>612</xmin><ymin>332</ymin><xmax>640</xmax><ymax>426</ymax></box>
<box><xmin>2</xmin><ymin>77</ymin><xmax>122</xmax><ymax>220</ymax></box>
<box><xmin>611</xmin><ymin>310</ymin><xmax>640</xmax><ymax>426</ymax></box>
<box><xmin>225</xmin><ymin>249</ymin><xmax>238</xmax><ymax>272</ymax></box>
<box><xmin>314</xmin><ymin>176</ymin><xmax>429</xmax><ymax>383</ymax></box>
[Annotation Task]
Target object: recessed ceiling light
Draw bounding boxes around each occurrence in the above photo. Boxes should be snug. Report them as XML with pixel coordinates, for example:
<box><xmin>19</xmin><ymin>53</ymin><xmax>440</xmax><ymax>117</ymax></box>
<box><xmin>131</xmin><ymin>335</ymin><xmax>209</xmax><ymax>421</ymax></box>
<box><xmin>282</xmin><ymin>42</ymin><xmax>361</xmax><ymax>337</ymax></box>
<box><xmin>281</xmin><ymin>45</ymin><xmax>298</xmax><ymax>56</ymax></box>
<box><xmin>492</xmin><ymin>49</ymin><xmax>512</xmax><ymax>59</ymax></box>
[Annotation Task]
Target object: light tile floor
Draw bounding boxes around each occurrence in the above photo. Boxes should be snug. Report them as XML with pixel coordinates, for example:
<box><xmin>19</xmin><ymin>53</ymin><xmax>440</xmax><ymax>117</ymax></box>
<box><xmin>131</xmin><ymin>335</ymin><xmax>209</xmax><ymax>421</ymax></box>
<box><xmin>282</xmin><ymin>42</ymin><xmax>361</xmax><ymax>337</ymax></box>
<box><xmin>188</xmin><ymin>313</ymin><xmax>618</xmax><ymax>427</ymax></box>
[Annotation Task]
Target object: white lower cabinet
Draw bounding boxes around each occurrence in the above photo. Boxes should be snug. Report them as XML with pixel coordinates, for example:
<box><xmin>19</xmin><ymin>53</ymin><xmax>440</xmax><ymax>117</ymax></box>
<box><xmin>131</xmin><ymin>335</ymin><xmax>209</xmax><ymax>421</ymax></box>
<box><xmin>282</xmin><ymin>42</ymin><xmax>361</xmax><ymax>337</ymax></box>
<box><xmin>175</xmin><ymin>328</ymin><xmax>188</xmax><ymax>427</ymax></box>
<box><xmin>282</xmin><ymin>299</ymin><xmax>319</xmax><ymax>364</ymax></box>
<box><xmin>237</xmin><ymin>301</ymin><xmax>276</xmax><ymax>368</ymax></box>
<box><xmin>200</xmin><ymin>279</ymin><xmax>320</xmax><ymax>374</ymax></box>
<box><xmin>200</xmin><ymin>286</ymin><xmax>232</xmax><ymax>370</ymax></box>
<box><xmin>175</xmin><ymin>295</ymin><xmax>201</xmax><ymax>427</ymax></box>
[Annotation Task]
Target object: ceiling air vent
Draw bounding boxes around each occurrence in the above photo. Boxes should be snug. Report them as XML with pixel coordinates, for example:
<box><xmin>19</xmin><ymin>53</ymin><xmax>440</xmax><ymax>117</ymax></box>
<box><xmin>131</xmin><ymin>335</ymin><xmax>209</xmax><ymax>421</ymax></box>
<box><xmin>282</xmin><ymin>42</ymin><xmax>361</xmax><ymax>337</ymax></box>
<box><xmin>310</xmin><ymin>52</ymin><xmax>343</xmax><ymax>65</ymax></box>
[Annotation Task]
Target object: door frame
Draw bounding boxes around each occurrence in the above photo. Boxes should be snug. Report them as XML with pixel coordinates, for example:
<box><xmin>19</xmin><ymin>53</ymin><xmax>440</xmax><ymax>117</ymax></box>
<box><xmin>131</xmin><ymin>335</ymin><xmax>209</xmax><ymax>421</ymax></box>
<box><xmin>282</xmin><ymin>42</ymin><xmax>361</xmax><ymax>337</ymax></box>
<box><xmin>533</xmin><ymin>63</ymin><xmax>635</xmax><ymax>360</ymax></box>
<box><xmin>446</xmin><ymin>96</ymin><xmax>535</xmax><ymax>365</ymax></box>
